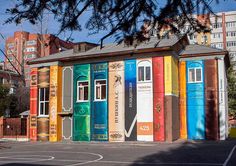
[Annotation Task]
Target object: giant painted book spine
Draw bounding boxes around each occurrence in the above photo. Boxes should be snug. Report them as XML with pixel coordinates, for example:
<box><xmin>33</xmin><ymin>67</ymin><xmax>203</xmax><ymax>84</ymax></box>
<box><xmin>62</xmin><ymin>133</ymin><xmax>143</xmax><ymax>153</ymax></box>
<box><xmin>49</xmin><ymin>66</ymin><xmax>62</xmax><ymax>142</ymax></box>
<box><xmin>164</xmin><ymin>56</ymin><xmax>180</xmax><ymax>141</ymax></box>
<box><xmin>204</xmin><ymin>59</ymin><xmax>219</xmax><ymax>140</ymax></box>
<box><xmin>37</xmin><ymin>117</ymin><xmax>49</xmax><ymax>141</ymax></box>
<box><xmin>153</xmin><ymin>57</ymin><xmax>165</xmax><ymax>141</ymax></box>
<box><xmin>137</xmin><ymin>58</ymin><xmax>153</xmax><ymax>141</ymax></box>
<box><xmin>179</xmin><ymin>61</ymin><xmax>187</xmax><ymax>139</ymax></box>
<box><xmin>218</xmin><ymin>59</ymin><xmax>227</xmax><ymax>140</ymax></box>
<box><xmin>62</xmin><ymin>66</ymin><xmax>73</xmax><ymax>140</ymax></box>
<box><xmin>124</xmin><ymin>59</ymin><xmax>137</xmax><ymax>141</ymax></box>
<box><xmin>187</xmin><ymin>60</ymin><xmax>205</xmax><ymax>140</ymax></box>
<box><xmin>109</xmin><ymin>61</ymin><xmax>125</xmax><ymax>142</ymax></box>
<box><xmin>91</xmin><ymin>63</ymin><xmax>108</xmax><ymax>141</ymax></box>
<box><xmin>73</xmin><ymin>64</ymin><xmax>90</xmax><ymax>141</ymax></box>
<box><xmin>37</xmin><ymin>67</ymin><xmax>50</xmax><ymax>141</ymax></box>
<box><xmin>30</xmin><ymin>68</ymin><xmax>38</xmax><ymax>141</ymax></box>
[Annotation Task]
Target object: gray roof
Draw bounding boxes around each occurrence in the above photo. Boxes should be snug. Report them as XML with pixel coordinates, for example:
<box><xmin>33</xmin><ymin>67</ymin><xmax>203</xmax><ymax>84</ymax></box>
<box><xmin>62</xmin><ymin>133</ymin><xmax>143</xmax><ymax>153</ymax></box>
<box><xmin>19</xmin><ymin>110</ymin><xmax>29</xmax><ymax>116</ymax></box>
<box><xmin>180</xmin><ymin>44</ymin><xmax>225</xmax><ymax>55</ymax></box>
<box><xmin>29</xmin><ymin>35</ymin><xmax>181</xmax><ymax>64</ymax></box>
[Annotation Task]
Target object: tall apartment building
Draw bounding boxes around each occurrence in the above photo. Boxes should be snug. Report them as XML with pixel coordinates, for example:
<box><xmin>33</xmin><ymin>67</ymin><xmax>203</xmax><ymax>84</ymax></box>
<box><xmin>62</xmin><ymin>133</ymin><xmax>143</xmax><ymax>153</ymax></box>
<box><xmin>209</xmin><ymin>11</ymin><xmax>236</xmax><ymax>63</ymax></box>
<box><xmin>4</xmin><ymin>31</ymin><xmax>75</xmax><ymax>86</ymax></box>
<box><xmin>183</xmin><ymin>11</ymin><xmax>236</xmax><ymax>64</ymax></box>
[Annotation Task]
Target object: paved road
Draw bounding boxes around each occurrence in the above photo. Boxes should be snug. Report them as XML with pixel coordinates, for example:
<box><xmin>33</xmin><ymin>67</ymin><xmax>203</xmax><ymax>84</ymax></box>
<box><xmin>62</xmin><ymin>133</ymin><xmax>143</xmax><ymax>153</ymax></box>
<box><xmin>0</xmin><ymin>139</ymin><xmax>236</xmax><ymax>166</ymax></box>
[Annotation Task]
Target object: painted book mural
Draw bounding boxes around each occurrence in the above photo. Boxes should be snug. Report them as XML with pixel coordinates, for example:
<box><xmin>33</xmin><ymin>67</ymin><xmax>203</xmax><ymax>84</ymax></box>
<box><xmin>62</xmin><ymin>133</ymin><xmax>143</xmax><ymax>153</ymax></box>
<box><xmin>187</xmin><ymin>60</ymin><xmax>205</xmax><ymax>140</ymax></box>
<box><xmin>179</xmin><ymin>61</ymin><xmax>187</xmax><ymax>139</ymax></box>
<box><xmin>62</xmin><ymin>66</ymin><xmax>73</xmax><ymax>112</ymax></box>
<box><xmin>152</xmin><ymin>57</ymin><xmax>165</xmax><ymax>141</ymax></box>
<box><xmin>204</xmin><ymin>59</ymin><xmax>219</xmax><ymax>140</ymax></box>
<box><xmin>62</xmin><ymin>66</ymin><xmax>73</xmax><ymax>140</ymax></box>
<box><xmin>164</xmin><ymin>56</ymin><xmax>180</xmax><ymax>142</ymax></box>
<box><xmin>91</xmin><ymin>63</ymin><xmax>108</xmax><ymax>141</ymax></box>
<box><xmin>37</xmin><ymin>117</ymin><xmax>49</xmax><ymax>141</ymax></box>
<box><xmin>49</xmin><ymin>66</ymin><xmax>62</xmax><ymax>142</ymax></box>
<box><xmin>218</xmin><ymin>59</ymin><xmax>227</xmax><ymax>140</ymax></box>
<box><xmin>37</xmin><ymin>67</ymin><xmax>50</xmax><ymax>141</ymax></box>
<box><xmin>109</xmin><ymin>61</ymin><xmax>125</xmax><ymax>142</ymax></box>
<box><xmin>124</xmin><ymin>59</ymin><xmax>137</xmax><ymax>141</ymax></box>
<box><xmin>137</xmin><ymin>58</ymin><xmax>153</xmax><ymax>141</ymax></box>
<box><xmin>73</xmin><ymin>64</ymin><xmax>91</xmax><ymax>141</ymax></box>
<box><xmin>30</xmin><ymin>68</ymin><xmax>38</xmax><ymax>141</ymax></box>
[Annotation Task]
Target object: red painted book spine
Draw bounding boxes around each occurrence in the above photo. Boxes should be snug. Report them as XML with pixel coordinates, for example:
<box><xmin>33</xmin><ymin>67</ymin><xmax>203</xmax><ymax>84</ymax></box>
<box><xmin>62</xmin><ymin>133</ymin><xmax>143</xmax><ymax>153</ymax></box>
<box><xmin>30</xmin><ymin>68</ymin><xmax>38</xmax><ymax>141</ymax></box>
<box><xmin>153</xmin><ymin>57</ymin><xmax>165</xmax><ymax>141</ymax></box>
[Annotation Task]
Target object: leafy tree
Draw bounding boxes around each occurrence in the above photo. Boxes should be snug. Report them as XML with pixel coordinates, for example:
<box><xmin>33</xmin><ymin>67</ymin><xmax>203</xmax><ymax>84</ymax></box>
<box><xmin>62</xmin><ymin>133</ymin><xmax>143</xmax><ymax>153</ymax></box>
<box><xmin>228</xmin><ymin>62</ymin><xmax>236</xmax><ymax>119</ymax></box>
<box><xmin>0</xmin><ymin>84</ymin><xmax>10</xmax><ymax>116</ymax></box>
<box><xmin>5</xmin><ymin>0</ymin><xmax>216</xmax><ymax>43</ymax></box>
<box><xmin>0</xmin><ymin>84</ymin><xmax>29</xmax><ymax>117</ymax></box>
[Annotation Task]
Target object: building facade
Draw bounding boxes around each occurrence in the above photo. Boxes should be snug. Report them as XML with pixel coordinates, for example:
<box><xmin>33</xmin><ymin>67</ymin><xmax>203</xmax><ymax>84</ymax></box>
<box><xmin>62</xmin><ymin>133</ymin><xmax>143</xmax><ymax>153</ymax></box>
<box><xmin>4</xmin><ymin>31</ymin><xmax>75</xmax><ymax>86</ymax></box>
<box><xmin>28</xmin><ymin>35</ymin><xmax>229</xmax><ymax>142</ymax></box>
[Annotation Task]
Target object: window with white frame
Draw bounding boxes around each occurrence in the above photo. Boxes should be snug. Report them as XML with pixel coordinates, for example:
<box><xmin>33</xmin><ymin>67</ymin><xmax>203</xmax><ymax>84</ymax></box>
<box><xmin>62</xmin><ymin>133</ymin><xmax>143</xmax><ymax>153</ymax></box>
<box><xmin>212</xmin><ymin>22</ymin><xmax>222</xmax><ymax>29</ymax></box>
<box><xmin>227</xmin><ymin>41</ymin><xmax>236</xmax><ymax>47</ymax></box>
<box><xmin>26</xmin><ymin>40</ymin><xmax>37</xmax><ymax>46</ymax></box>
<box><xmin>95</xmin><ymin>80</ymin><xmax>106</xmax><ymax>101</ymax></box>
<box><xmin>38</xmin><ymin>88</ymin><xmax>49</xmax><ymax>116</ymax></box>
<box><xmin>226</xmin><ymin>21</ymin><xmax>236</xmax><ymax>28</ymax></box>
<box><xmin>226</xmin><ymin>31</ymin><xmax>236</xmax><ymax>37</ymax></box>
<box><xmin>138</xmin><ymin>64</ymin><xmax>151</xmax><ymax>82</ymax></box>
<box><xmin>188</xmin><ymin>68</ymin><xmax>202</xmax><ymax>83</ymax></box>
<box><xmin>77</xmin><ymin>81</ymin><xmax>89</xmax><ymax>102</ymax></box>
<box><xmin>25</xmin><ymin>47</ymin><xmax>37</xmax><ymax>52</ymax></box>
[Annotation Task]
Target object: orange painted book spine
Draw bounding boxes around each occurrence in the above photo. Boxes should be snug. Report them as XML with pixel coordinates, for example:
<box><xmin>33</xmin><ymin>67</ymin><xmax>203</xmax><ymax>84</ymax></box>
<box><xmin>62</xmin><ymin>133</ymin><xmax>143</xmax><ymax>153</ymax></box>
<box><xmin>179</xmin><ymin>61</ymin><xmax>187</xmax><ymax>139</ymax></box>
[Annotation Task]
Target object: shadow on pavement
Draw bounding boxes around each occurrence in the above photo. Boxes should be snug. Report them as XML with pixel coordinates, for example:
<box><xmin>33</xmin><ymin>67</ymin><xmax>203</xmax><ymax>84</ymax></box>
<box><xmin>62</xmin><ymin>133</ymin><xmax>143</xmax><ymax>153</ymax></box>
<box><xmin>129</xmin><ymin>140</ymin><xmax>236</xmax><ymax>166</ymax></box>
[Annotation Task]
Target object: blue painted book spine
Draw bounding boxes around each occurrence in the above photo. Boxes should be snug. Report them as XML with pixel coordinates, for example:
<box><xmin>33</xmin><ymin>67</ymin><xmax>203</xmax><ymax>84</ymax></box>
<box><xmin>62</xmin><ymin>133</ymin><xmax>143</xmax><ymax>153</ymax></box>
<box><xmin>91</xmin><ymin>62</ymin><xmax>108</xmax><ymax>141</ymax></box>
<box><xmin>187</xmin><ymin>60</ymin><xmax>205</xmax><ymax>140</ymax></box>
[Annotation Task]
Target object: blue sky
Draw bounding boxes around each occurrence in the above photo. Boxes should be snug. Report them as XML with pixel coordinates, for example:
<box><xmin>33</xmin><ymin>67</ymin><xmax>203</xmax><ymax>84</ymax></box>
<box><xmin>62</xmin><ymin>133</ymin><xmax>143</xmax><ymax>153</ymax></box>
<box><xmin>0</xmin><ymin>0</ymin><xmax>236</xmax><ymax>61</ymax></box>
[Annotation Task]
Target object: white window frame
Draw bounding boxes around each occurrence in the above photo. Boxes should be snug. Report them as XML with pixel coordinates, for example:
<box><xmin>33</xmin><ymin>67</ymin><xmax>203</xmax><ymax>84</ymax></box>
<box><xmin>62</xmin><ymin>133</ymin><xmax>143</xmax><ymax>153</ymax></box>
<box><xmin>137</xmin><ymin>64</ymin><xmax>152</xmax><ymax>82</ymax></box>
<box><xmin>38</xmin><ymin>88</ymin><xmax>49</xmax><ymax>117</ymax></box>
<box><xmin>26</xmin><ymin>40</ymin><xmax>37</xmax><ymax>46</ymax></box>
<box><xmin>188</xmin><ymin>67</ymin><xmax>203</xmax><ymax>83</ymax></box>
<box><xmin>76</xmin><ymin>81</ymin><xmax>89</xmax><ymax>102</ymax></box>
<box><xmin>94</xmin><ymin>79</ymin><xmax>107</xmax><ymax>101</ymax></box>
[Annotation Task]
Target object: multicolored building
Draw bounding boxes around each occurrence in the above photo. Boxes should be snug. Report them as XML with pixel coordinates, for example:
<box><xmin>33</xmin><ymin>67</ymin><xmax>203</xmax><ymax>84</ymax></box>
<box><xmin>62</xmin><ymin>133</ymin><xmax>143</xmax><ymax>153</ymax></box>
<box><xmin>28</xmin><ymin>35</ymin><xmax>230</xmax><ymax>142</ymax></box>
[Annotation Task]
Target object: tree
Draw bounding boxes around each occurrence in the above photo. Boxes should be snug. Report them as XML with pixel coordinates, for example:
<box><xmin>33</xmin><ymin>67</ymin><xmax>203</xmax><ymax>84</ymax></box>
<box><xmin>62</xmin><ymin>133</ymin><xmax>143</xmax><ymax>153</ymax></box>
<box><xmin>0</xmin><ymin>84</ymin><xmax>10</xmax><ymax>116</ymax></box>
<box><xmin>0</xmin><ymin>84</ymin><xmax>29</xmax><ymax>117</ymax></box>
<box><xmin>228</xmin><ymin>62</ymin><xmax>236</xmax><ymax>119</ymax></box>
<box><xmin>5</xmin><ymin>0</ymin><xmax>217</xmax><ymax>44</ymax></box>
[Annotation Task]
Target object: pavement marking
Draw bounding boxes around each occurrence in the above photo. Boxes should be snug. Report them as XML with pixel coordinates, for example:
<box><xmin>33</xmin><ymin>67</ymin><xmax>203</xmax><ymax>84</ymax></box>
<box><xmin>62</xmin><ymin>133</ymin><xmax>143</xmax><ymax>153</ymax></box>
<box><xmin>0</xmin><ymin>151</ymin><xmax>103</xmax><ymax>166</ymax></box>
<box><xmin>0</xmin><ymin>154</ymin><xmax>55</xmax><ymax>163</ymax></box>
<box><xmin>223</xmin><ymin>144</ymin><xmax>236</xmax><ymax>166</ymax></box>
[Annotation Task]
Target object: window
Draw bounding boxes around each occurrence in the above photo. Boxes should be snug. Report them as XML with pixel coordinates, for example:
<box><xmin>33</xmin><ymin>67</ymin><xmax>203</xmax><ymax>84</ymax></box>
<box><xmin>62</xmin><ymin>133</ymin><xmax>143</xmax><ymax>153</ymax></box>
<box><xmin>227</xmin><ymin>41</ymin><xmax>236</xmax><ymax>47</ymax></box>
<box><xmin>188</xmin><ymin>68</ymin><xmax>202</xmax><ymax>83</ymax></box>
<box><xmin>38</xmin><ymin>88</ymin><xmax>49</xmax><ymax>116</ymax></box>
<box><xmin>226</xmin><ymin>31</ymin><xmax>236</xmax><ymax>37</ymax></box>
<box><xmin>138</xmin><ymin>66</ymin><xmax>151</xmax><ymax>82</ymax></box>
<box><xmin>95</xmin><ymin>80</ymin><xmax>106</xmax><ymax>101</ymax></box>
<box><xmin>7</xmin><ymin>43</ymin><xmax>14</xmax><ymax>49</ymax></box>
<box><xmin>226</xmin><ymin>21</ymin><xmax>236</xmax><ymax>28</ymax></box>
<box><xmin>24</xmin><ymin>54</ymin><xmax>37</xmax><ymax>60</ymax></box>
<box><xmin>77</xmin><ymin>81</ymin><xmax>89</xmax><ymax>102</ymax></box>
<box><xmin>26</xmin><ymin>40</ymin><xmax>37</xmax><ymax>46</ymax></box>
<box><xmin>212</xmin><ymin>33</ymin><xmax>222</xmax><ymax>38</ymax></box>
<box><xmin>212</xmin><ymin>22</ymin><xmax>222</xmax><ymax>29</ymax></box>
<box><xmin>24</xmin><ymin>47</ymin><xmax>37</xmax><ymax>52</ymax></box>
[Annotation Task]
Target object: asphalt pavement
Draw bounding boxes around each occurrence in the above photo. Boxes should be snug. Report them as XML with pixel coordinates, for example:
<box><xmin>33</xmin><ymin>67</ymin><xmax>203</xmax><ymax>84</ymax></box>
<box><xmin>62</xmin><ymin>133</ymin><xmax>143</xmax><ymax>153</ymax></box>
<box><xmin>0</xmin><ymin>139</ymin><xmax>236</xmax><ymax>166</ymax></box>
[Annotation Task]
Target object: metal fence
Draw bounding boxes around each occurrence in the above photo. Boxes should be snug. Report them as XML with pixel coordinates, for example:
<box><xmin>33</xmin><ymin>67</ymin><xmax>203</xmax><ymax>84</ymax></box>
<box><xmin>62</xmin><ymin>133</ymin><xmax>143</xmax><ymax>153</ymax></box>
<box><xmin>3</xmin><ymin>118</ymin><xmax>27</xmax><ymax>136</ymax></box>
